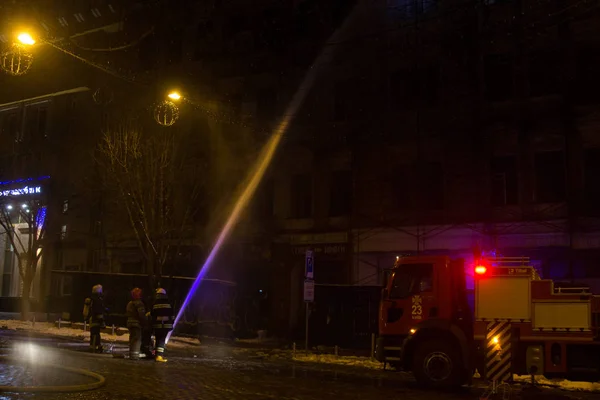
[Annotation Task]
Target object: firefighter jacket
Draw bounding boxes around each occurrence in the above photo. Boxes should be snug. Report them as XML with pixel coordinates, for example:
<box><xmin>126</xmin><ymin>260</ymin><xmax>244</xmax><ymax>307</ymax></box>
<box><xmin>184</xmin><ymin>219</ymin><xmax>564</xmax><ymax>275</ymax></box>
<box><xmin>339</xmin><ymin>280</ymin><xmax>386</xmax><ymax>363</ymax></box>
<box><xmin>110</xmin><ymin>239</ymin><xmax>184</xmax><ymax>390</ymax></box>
<box><xmin>151</xmin><ymin>293</ymin><xmax>174</xmax><ymax>331</ymax></box>
<box><xmin>126</xmin><ymin>299</ymin><xmax>147</xmax><ymax>328</ymax></box>
<box><xmin>85</xmin><ymin>294</ymin><xmax>107</xmax><ymax>328</ymax></box>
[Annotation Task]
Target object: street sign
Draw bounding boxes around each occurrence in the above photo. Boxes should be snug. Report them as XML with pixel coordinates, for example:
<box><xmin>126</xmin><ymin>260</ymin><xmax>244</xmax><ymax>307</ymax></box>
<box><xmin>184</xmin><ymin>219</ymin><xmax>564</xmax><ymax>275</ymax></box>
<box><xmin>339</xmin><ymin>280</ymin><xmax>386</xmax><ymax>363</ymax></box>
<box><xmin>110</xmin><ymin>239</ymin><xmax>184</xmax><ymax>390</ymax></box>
<box><xmin>305</xmin><ymin>249</ymin><xmax>314</xmax><ymax>279</ymax></box>
<box><xmin>304</xmin><ymin>279</ymin><xmax>315</xmax><ymax>302</ymax></box>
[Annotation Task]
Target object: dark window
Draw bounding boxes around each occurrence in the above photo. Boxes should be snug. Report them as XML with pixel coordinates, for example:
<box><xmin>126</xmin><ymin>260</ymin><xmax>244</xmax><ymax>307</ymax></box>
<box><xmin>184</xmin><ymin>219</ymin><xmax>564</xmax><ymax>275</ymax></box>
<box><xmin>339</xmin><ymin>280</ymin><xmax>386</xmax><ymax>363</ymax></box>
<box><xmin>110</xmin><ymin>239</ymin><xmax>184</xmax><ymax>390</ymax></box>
<box><xmin>491</xmin><ymin>156</ymin><xmax>519</xmax><ymax>206</ymax></box>
<box><xmin>193</xmin><ymin>21</ymin><xmax>215</xmax><ymax>60</ymax></box>
<box><xmin>166</xmin><ymin>29</ymin><xmax>183</xmax><ymax>64</ymax></box>
<box><xmin>419</xmin><ymin>162</ymin><xmax>444</xmax><ymax>210</ymax></box>
<box><xmin>257</xmin><ymin>179</ymin><xmax>274</xmax><ymax>217</ymax></box>
<box><xmin>27</xmin><ymin>107</ymin><xmax>47</xmax><ymax>141</ymax></box>
<box><xmin>2</xmin><ymin>112</ymin><xmax>20</xmax><ymax>139</ymax></box>
<box><xmin>389</xmin><ymin>65</ymin><xmax>439</xmax><ymax>108</ymax></box>
<box><xmin>389</xmin><ymin>263</ymin><xmax>433</xmax><ymax>299</ymax></box>
<box><xmin>334</xmin><ymin>79</ymin><xmax>355</xmax><ymax>121</ymax></box>
<box><xmin>484</xmin><ymin>54</ymin><xmax>513</xmax><ymax>102</ymax></box>
<box><xmin>329</xmin><ymin>170</ymin><xmax>352</xmax><ymax>216</ymax></box>
<box><xmin>584</xmin><ymin>149</ymin><xmax>600</xmax><ymax>204</ymax></box>
<box><xmin>256</xmin><ymin>89</ymin><xmax>277</xmax><ymax>120</ymax></box>
<box><xmin>535</xmin><ymin>151</ymin><xmax>565</xmax><ymax>203</ymax></box>
<box><xmin>529</xmin><ymin>52</ymin><xmax>560</xmax><ymax>97</ymax></box>
<box><xmin>138</xmin><ymin>34</ymin><xmax>158</xmax><ymax>70</ymax></box>
<box><xmin>37</xmin><ymin>107</ymin><xmax>47</xmax><ymax>138</ymax></box>
<box><xmin>576</xmin><ymin>50</ymin><xmax>600</xmax><ymax>104</ymax></box>
<box><xmin>290</xmin><ymin>173</ymin><xmax>312</xmax><ymax>218</ymax></box>
<box><xmin>121</xmin><ymin>262</ymin><xmax>143</xmax><ymax>274</ymax></box>
<box><xmin>389</xmin><ymin>70</ymin><xmax>410</xmax><ymax>107</ymax></box>
<box><xmin>392</xmin><ymin>164</ymin><xmax>412</xmax><ymax>209</ymax></box>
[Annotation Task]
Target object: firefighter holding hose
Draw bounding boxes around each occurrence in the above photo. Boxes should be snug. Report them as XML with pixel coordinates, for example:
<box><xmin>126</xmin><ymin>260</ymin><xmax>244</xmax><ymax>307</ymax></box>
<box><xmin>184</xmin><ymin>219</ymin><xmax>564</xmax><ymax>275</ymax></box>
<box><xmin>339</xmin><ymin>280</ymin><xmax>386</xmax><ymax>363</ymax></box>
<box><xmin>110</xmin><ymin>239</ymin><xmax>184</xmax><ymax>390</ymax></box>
<box><xmin>151</xmin><ymin>288</ymin><xmax>174</xmax><ymax>362</ymax></box>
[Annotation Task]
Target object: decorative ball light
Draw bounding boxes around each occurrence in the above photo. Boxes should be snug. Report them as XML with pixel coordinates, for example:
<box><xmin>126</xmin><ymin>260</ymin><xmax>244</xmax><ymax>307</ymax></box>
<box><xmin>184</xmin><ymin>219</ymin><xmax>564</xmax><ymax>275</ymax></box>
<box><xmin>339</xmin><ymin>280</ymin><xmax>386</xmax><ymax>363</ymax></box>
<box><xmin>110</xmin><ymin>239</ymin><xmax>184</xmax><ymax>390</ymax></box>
<box><xmin>0</xmin><ymin>44</ymin><xmax>34</xmax><ymax>76</ymax></box>
<box><xmin>153</xmin><ymin>100</ymin><xmax>179</xmax><ymax>127</ymax></box>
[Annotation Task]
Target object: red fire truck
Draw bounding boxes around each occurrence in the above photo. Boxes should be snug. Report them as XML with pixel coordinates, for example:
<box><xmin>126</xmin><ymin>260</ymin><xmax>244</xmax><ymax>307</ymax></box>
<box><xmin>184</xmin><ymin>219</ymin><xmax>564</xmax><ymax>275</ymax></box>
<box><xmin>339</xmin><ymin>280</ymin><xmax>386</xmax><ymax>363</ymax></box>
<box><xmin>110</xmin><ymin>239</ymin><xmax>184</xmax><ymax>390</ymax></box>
<box><xmin>375</xmin><ymin>255</ymin><xmax>600</xmax><ymax>387</ymax></box>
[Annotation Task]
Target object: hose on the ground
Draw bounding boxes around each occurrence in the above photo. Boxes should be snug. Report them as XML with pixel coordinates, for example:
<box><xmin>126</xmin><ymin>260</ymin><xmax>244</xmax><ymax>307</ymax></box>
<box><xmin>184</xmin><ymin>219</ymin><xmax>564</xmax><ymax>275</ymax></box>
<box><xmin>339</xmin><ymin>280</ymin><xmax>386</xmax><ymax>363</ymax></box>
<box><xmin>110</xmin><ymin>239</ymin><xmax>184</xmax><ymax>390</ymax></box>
<box><xmin>0</xmin><ymin>355</ymin><xmax>106</xmax><ymax>392</ymax></box>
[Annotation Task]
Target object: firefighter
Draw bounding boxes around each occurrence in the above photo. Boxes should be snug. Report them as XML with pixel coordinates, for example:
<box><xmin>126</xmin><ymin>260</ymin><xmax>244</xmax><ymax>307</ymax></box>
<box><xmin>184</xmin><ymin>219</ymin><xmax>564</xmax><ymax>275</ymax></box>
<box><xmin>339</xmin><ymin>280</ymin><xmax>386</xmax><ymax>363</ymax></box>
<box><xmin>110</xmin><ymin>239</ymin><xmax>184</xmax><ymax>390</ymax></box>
<box><xmin>126</xmin><ymin>287</ymin><xmax>147</xmax><ymax>360</ymax></box>
<box><xmin>151</xmin><ymin>288</ymin><xmax>174</xmax><ymax>363</ymax></box>
<box><xmin>83</xmin><ymin>284</ymin><xmax>106</xmax><ymax>353</ymax></box>
<box><xmin>140</xmin><ymin>293</ymin><xmax>154</xmax><ymax>359</ymax></box>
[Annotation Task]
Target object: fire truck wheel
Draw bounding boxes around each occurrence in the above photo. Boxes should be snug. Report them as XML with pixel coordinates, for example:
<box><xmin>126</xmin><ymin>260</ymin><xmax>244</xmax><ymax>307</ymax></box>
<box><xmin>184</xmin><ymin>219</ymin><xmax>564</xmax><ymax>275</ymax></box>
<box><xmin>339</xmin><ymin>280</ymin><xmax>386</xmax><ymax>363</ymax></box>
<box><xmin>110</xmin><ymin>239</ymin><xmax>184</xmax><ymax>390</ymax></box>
<box><xmin>412</xmin><ymin>340</ymin><xmax>462</xmax><ymax>388</ymax></box>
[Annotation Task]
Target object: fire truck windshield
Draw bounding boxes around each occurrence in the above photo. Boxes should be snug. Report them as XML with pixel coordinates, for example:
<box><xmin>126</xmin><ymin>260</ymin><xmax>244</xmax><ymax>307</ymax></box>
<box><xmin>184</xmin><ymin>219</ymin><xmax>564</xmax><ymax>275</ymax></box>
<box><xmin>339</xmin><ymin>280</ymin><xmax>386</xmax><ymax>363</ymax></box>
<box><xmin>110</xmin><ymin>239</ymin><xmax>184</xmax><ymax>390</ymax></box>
<box><xmin>389</xmin><ymin>263</ymin><xmax>433</xmax><ymax>298</ymax></box>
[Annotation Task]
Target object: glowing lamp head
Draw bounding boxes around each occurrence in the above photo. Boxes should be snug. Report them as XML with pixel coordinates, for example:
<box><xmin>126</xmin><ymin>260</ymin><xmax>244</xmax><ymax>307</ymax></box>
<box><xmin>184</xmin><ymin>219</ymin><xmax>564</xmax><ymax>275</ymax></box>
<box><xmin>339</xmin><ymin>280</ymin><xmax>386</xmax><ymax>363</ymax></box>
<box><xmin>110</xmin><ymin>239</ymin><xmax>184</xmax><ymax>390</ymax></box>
<box><xmin>167</xmin><ymin>92</ymin><xmax>181</xmax><ymax>101</ymax></box>
<box><xmin>475</xmin><ymin>265</ymin><xmax>487</xmax><ymax>275</ymax></box>
<box><xmin>17</xmin><ymin>33</ymin><xmax>36</xmax><ymax>46</ymax></box>
<box><xmin>409</xmin><ymin>328</ymin><xmax>416</xmax><ymax>335</ymax></box>
<box><xmin>492</xmin><ymin>336</ymin><xmax>499</xmax><ymax>344</ymax></box>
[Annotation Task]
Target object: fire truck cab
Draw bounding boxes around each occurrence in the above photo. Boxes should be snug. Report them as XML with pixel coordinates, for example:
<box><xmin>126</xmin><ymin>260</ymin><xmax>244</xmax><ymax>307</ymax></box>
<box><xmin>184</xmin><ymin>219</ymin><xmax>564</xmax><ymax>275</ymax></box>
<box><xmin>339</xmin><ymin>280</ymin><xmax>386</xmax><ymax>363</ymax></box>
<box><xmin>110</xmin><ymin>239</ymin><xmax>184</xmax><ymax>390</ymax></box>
<box><xmin>376</xmin><ymin>255</ymin><xmax>600</xmax><ymax>388</ymax></box>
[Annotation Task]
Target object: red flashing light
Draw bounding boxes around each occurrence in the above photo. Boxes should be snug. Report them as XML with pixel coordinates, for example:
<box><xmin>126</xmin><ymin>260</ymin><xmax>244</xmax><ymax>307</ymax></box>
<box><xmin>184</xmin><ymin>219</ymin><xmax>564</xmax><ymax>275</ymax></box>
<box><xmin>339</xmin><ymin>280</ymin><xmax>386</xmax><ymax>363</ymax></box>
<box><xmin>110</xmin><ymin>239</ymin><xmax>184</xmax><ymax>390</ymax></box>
<box><xmin>475</xmin><ymin>265</ymin><xmax>487</xmax><ymax>275</ymax></box>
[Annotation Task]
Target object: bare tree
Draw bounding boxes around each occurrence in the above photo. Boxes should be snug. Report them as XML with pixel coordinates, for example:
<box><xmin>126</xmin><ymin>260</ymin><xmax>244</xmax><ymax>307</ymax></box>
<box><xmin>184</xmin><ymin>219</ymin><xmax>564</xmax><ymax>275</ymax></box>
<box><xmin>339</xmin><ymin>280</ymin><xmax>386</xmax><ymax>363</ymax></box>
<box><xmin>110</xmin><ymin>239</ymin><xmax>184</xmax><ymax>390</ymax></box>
<box><xmin>0</xmin><ymin>192</ymin><xmax>46</xmax><ymax>320</ymax></box>
<box><xmin>97</xmin><ymin>124</ymin><xmax>203</xmax><ymax>288</ymax></box>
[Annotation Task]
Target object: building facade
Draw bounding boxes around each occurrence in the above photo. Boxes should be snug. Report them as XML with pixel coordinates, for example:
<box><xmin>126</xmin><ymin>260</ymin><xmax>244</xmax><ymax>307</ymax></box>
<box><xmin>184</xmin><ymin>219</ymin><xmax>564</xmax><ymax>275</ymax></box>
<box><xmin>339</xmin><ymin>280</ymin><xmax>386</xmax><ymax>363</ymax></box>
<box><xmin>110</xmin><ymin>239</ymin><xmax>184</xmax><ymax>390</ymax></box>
<box><xmin>3</xmin><ymin>0</ymin><xmax>600</xmax><ymax>335</ymax></box>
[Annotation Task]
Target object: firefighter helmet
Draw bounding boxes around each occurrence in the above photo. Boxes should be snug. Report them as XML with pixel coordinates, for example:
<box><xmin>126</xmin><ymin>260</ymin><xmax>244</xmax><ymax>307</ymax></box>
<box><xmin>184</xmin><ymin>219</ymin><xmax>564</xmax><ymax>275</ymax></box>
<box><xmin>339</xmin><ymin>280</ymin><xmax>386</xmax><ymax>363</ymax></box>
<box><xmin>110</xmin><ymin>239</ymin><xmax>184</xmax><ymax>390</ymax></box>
<box><xmin>131</xmin><ymin>287</ymin><xmax>142</xmax><ymax>300</ymax></box>
<box><xmin>156</xmin><ymin>288</ymin><xmax>166</xmax><ymax>295</ymax></box>
<box><xmin>92</xmin><ymin>284</ymin><xmax>103</xmax><ymax>294</ymax></box>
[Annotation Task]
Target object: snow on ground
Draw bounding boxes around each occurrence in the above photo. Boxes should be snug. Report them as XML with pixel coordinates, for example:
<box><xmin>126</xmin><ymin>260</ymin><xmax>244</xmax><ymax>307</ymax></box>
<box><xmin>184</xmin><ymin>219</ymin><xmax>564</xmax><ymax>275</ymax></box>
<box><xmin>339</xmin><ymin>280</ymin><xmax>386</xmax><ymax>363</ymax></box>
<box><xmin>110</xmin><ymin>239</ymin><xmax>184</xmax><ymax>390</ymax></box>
<box><xmin>513</xmin><ymin>375</ymin><xmax>600</xmax><ymax>392</ymax></box>
<box><xmin>0</xmin><ymin>319</ymin><xmax>200</xmax><ymax>349</ymax></box>
<box><xmin>292</xmin><ymin>353</ymin><xmax>383</xmax><ymax>370</ymax></box>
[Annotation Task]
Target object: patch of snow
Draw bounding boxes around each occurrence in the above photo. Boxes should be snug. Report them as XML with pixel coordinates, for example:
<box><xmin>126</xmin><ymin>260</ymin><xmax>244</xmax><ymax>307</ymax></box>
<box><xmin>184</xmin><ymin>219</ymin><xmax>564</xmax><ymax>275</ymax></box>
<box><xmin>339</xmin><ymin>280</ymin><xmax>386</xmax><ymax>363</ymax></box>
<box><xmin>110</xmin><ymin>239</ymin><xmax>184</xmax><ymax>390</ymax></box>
<box><xmin>0</xmin><ymin>319</ymin><xmax>198</xmax><ymax>349</ymax></box>
<box><xmin>293</xmin><ymin>353</ymin><xmax>383</xmax><ymax>370</ymax></box>
<box><xmin>513</xmin><ymin>375</ymin><xmax>600</xmax><ymax>392</ymax></box>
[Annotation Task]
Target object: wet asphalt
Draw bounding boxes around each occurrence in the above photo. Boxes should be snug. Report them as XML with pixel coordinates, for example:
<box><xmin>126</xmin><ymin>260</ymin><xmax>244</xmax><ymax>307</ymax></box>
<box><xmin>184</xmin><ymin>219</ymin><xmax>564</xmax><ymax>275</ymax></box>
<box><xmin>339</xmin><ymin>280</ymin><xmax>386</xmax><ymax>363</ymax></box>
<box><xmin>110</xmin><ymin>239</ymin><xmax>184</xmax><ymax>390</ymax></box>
<box><xmin>0</xmin><ymin>331</ymin><xmax>594</xmax><ymax>400</ymax></box>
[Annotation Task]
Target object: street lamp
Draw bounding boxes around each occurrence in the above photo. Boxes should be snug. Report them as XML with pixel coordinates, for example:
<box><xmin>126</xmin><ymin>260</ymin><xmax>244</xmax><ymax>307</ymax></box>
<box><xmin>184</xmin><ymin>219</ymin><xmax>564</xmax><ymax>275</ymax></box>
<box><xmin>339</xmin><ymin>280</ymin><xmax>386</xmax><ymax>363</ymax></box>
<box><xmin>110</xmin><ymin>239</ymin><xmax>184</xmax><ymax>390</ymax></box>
<box><xmin>17</xmin><ymin>33</ymin><xmax>36</xmax><ymax>46</ymax></box>
<box><xmin>167</xmin><ymin>91</ymin><xmax>182</xmax><ymax>101</ymax></box>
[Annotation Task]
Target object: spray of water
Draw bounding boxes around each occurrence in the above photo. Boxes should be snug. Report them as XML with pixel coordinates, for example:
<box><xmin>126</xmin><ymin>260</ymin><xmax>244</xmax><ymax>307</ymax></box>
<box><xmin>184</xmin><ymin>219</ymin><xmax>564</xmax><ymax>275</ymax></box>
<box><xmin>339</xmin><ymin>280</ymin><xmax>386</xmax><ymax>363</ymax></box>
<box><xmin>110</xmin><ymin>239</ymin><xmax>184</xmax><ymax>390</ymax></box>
<box><xmin>166</xmin><ymin>2</ymin><xmax>363</xmax><ymax>345</ymax></box>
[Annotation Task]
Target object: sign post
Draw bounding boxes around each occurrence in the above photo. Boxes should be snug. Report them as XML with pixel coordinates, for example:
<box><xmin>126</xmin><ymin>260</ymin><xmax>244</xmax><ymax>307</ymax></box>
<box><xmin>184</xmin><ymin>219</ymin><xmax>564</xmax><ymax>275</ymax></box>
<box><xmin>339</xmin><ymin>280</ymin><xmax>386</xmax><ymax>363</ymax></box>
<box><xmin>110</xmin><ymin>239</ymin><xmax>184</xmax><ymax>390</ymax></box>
<box><xmin>304</xmin><ymin>250</ymin><xmax>314</xmax><ymax>352</ymax></box>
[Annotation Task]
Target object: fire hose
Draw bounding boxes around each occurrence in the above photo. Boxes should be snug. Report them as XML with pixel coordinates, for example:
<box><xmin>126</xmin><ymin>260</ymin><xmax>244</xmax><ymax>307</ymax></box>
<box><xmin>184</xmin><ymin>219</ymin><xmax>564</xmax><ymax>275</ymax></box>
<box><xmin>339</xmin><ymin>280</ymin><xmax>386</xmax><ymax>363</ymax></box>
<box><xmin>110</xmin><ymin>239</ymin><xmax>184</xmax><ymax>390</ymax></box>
<box><xmin>0</xmin><ymin>355</ymin><xmax>106</xmax><ymax>392</ymax></box>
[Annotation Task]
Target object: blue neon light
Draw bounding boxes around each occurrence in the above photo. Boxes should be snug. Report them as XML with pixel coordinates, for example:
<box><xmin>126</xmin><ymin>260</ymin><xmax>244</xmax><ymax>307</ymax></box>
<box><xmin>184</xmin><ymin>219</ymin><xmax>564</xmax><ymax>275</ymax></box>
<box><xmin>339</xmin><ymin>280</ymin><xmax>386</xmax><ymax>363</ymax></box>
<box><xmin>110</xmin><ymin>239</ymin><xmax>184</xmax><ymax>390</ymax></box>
<box><xmin>0</xmin><ymin>176</ymin><xmax>51</xmax><ymax>187</ymax></box>
<box><xmin>36</xmin><ymin>206</ymin><xmax>47</xmax><ymax>229</ymax></box>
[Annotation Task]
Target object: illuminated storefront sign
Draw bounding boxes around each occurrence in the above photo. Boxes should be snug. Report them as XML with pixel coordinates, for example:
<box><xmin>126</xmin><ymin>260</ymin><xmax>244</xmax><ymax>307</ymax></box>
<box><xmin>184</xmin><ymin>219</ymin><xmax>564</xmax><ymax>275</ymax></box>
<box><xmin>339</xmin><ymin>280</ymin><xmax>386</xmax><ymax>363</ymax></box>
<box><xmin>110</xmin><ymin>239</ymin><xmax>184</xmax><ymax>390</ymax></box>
<box><xmin>0</xmin><ymin>186</ymin><xmax>42</xmax><ymax>197</ymax></box>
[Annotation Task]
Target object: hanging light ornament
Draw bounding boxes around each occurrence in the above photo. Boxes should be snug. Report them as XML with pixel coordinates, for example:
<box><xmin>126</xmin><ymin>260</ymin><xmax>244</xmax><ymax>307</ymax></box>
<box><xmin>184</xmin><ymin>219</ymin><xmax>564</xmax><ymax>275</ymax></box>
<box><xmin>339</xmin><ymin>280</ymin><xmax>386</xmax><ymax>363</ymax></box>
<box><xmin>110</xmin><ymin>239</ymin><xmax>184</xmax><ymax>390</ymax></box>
<box><xmin>153</xmin><ymin>100</ymin><xmax>179</xmax><ymax>127</ymax></box>
<box><xmin>0</xmin><ymin>44</ymin><xmax>34</xmax><ymax>76</ymax></box>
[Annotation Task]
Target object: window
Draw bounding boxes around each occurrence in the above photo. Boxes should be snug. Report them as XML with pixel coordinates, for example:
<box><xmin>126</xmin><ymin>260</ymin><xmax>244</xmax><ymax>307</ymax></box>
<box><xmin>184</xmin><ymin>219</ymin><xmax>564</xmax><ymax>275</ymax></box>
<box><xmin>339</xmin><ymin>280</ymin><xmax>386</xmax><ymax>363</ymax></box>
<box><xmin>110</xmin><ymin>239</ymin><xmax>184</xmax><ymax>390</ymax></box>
<box><xmin>61</xmin><ymin>276</ymin><xmax>73</xmax><ymax>296</ymax></box>
<box><xmin>529</xmin><ymin>52</ymin><xmax>560</xmax><ymax>97</ymax></box>
<box><xmin>329</xmin><ymin>170</ymin><xmax>352</xmax><ymax>216</ymax></box>
<box><xmin>138</xmin><ymin>34</ymin><xmax>158</xmax><ymax>70</ymax></box>
<box><xmin>37</xmin><ymin>107</ymin><xmax>47</xmax><ymax>138</ymax></box>
<box><xmin>257</xmin><ymin>179</ymin><xmax>274</xmax><ymax>217</ymax></box>
<box><xmin>60</xmin><ymin>225</ymin><xmax>67</xmax><ymax>240</ymax></box>
<box><xmin>535</xmin><ymin>151</ymin><xmax>565</xmax><ymax>203</ymax></box>
<box><xmin>576</xmin><ymin>50</ymin><xmax>600</xmax><ymax>104</ymax></box>
<box><xmin>584</xmin><ymin>149</ymin><xmax>600</xmax><ymax>204</ymax></box>
<box><xmin>484</xmin><ymin>54</ymin><xmax>513</xmax><ymax>102</ymax></box>
<box><xmin>334</xmin><ymin>80</ymin><xmax>354</xmax><ymax>121</ymax></box>
<box><xmin>62</xmin><ymin>200</ymin><xmax>69</xmax><ymax>214</ymax></box>
<box><xmin>389</xmin><ymin>65</ymin><xmax>439</xmax><ymax>108</ymax></box>
<box><xmin>290</xmin><ymin>173</ymin><xmax>313</xmax><ymax>218</ymax></box>
<box><xmin>419</xmin><ymin>162</ymin><xmax>444</xmax><ymax>210</ymax></box>
<box><xmin>392</xmin><ymin>164</ymin><xmax>413</xmax><ymax>209</ymax></box>
<box><xmin>389</xmin><ymin>263</ymin><xmax>433</xmax><ymax>299</ymax></box>
<box><xmin>2</xmin><ymin>112</ymin><xmax>20</xmax><ymax>140</ymax></box>
<box><xmin>491</xmin><ymin>156</ymin><xmax>519</xmax><ymax>206</ymax></box>
<box><xmin>256</xmin><ymin>89</ymin><xmax>276</xmax><ymax>120</ymax></box>
<box><xmin>166</xmin><ymin>29</ymin><xmax>183</xmax><ymax>64</ymax></box>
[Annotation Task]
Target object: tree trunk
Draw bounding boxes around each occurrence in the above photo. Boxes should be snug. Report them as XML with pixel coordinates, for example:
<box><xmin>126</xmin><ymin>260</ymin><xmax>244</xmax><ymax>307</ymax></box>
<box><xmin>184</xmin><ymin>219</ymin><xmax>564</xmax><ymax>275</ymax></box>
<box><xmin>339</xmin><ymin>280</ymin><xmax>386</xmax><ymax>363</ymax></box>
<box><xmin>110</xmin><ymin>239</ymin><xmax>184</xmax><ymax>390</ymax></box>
<box><xmin>21</xmin><ymin>274</ymin><xmax>32</xmax><ymax>321</ymax></box>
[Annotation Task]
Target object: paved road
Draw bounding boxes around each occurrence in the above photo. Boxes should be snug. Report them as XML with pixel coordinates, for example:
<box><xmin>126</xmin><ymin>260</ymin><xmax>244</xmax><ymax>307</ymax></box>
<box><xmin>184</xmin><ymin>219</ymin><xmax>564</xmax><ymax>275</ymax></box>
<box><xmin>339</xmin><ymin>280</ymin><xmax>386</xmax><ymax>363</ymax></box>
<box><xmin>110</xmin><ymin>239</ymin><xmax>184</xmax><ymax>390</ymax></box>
<box><xmin>0</xmin><ymin>334</ymin><xmax>593</xmax><ymax>400</ymax></box>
